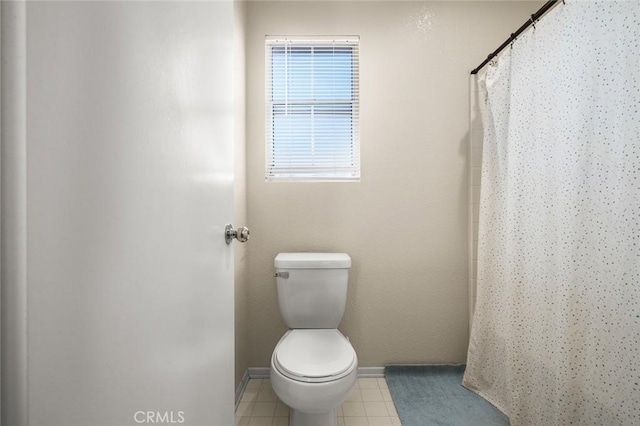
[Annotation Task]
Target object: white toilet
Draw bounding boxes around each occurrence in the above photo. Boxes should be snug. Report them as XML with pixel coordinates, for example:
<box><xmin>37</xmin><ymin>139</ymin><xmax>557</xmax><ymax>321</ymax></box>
<box><xmin>270</xmin><ymin>253</ymin><xmax>358</xmax><ymax>426</ymax></box>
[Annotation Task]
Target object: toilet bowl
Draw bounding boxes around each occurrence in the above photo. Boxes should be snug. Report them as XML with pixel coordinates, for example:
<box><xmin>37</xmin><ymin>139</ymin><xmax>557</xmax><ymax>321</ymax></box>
<box><xmin>271</xmin><ymin>330</ymin><xmax>357</xmax><ymax>425</ymax></box>
<box><xmin>270</xmin><ymin>253</ymin><xmax>357</xmax><ymax>426</ymax></box>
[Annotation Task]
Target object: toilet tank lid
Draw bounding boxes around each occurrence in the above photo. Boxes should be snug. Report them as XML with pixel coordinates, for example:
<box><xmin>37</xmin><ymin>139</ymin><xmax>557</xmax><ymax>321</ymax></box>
<box><xmin>275</xmin><ymin>253</ymin><xmax>351</xmax><ymax>269</ymax></box>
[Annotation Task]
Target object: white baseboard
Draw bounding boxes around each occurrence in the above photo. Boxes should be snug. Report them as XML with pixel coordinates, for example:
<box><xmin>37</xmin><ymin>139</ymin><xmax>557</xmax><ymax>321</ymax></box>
<box><xmin>248</xmin><ymin>367</ymin><xmax>271</xmax><ymax>379</ymax></box>
<box><xmin>247</xmin><ymin>366</ymin><xmax>385</xmax><ymax>380</ymax></box>
<box><xmin>235</xmin><ymin>370</ymin><xmax>250</xmax><ymax>410</ymax></box>
<box><xmin>356</xmin><ymin>367</ymin><xmax>385</xmax><ymax>377</ymax></box>
<box><xmin>236</xmin><ymin>366</ymin><xmax>387</xmax><ymax>406</ymax></box>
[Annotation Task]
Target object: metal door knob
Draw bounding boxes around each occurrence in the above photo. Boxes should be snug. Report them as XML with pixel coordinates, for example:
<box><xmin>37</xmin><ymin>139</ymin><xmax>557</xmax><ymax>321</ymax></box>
<box><xmin>225</xmin><ymin>224</ymin><xmax>250</xmax><ymax>244</ymax></box>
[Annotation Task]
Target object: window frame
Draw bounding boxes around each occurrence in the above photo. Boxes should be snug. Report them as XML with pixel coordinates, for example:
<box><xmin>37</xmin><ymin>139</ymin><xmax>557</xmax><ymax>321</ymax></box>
<box><xmin>265</xmin><ymin>36</ymin><xmax>360</xmax><ymax>182</ymax></box>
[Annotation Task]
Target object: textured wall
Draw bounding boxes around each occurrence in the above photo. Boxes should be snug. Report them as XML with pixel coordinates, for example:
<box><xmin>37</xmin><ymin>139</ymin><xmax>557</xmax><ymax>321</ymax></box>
<box><xmin>245</xmin><ymin>1</ymin><xmax>541</xmax><ymax>368</ymax></box>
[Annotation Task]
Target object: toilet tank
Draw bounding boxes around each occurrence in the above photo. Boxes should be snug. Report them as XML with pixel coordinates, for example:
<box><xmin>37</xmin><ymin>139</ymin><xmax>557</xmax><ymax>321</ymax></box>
<box><xmin>274</xmin><ymin>253</ymin><xmax>351</xmax><ymax>329</ymax></box>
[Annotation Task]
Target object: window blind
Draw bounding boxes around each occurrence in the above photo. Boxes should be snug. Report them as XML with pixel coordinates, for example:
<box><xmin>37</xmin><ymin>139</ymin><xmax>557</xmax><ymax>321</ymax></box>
<box><xmin>265</xmin><ymin>36</ymin><xmax>360</xmax><ymax>181</ymax></box>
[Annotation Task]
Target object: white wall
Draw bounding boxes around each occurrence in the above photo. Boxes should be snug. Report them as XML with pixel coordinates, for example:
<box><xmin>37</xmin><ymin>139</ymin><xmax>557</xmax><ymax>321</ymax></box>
<box><xmin>245</xmin><ymin>1</ymin><xmax>541</xmax><ymax>368</ymax></box>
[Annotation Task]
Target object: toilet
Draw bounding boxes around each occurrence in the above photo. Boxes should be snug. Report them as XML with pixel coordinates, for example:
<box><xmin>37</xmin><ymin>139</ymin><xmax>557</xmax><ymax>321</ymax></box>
<box><xmin>270</xmin><ymin>253</ymin><xmax>358</xmax><ymax>426</ymax></box>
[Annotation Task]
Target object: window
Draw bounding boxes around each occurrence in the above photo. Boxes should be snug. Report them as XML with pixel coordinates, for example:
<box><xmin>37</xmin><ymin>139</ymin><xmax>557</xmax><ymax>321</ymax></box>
<box><xmin>265</xmin><ymin>36</ymin><xmax>360</xmax><ymax>181</ymax></box>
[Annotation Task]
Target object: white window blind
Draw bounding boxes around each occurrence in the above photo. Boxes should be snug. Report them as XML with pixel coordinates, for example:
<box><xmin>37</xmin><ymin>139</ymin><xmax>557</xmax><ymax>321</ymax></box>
<box><xmin>265</xmin><ymin>36</ymin><xmax>360</xmax><ymax>181</ymax></box>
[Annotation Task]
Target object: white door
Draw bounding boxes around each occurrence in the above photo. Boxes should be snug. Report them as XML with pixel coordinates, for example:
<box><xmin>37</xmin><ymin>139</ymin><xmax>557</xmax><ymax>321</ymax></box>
<box><xmin>8</xmin><ymin>2</ymin><xmax>234</xmax><ymax>425</ymax></box>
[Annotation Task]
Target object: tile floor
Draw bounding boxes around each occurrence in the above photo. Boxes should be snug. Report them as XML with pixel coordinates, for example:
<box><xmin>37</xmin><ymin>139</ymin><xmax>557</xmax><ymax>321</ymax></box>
<box><xmin>236</xmin><ymin>377</ymin><xmax>402</xmax><ymax>426</ymax></box>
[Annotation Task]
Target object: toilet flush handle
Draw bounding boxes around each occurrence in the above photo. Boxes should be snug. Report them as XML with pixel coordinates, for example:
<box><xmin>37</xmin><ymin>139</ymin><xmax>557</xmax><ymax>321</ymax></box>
<box><xmin>274</xmin><ymin>272</ymin><xmax>289</xmax><ymax>279</ymax></box>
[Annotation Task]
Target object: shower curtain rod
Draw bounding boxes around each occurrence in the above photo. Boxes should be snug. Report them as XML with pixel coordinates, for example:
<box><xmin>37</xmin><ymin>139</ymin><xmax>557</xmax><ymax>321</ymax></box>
<box><xmin>470</xmin><ymin>0</ymin><xmax>560</xmax><ymax>75</ymax></box>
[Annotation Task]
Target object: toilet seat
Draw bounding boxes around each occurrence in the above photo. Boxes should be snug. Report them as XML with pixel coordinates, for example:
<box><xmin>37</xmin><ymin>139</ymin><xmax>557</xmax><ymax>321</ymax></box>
<box><xmin>273</xmin><ymin>329</ymin><xmax>357</xmax><ymax>383</ymax></box>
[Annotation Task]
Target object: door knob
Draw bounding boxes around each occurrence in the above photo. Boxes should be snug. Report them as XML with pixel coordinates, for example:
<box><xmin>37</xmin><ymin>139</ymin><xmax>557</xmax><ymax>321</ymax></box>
<box><xmin>225</xmin><ymin>224</ymin><xmax>250</xmax><ymax>245</ymax></box>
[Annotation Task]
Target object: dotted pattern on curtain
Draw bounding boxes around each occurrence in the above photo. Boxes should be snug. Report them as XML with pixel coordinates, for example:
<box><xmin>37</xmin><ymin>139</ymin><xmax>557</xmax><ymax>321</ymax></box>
<box><xmin>463</xmin><ymin>1</ymin><xmax>640</xmax><ymax>424</ymax></box>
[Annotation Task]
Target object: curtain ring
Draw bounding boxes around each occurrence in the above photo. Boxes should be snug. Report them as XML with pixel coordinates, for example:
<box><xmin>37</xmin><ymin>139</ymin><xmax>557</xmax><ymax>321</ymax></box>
<box><xmin>510</xmin><ymin>33</ymin><xmax>516</xmax><ymax>49</ymax></box>
<box><xmin>530</xmin><ymin>14</ymin><xmax>536</xmax><ymax>29</ymax></box>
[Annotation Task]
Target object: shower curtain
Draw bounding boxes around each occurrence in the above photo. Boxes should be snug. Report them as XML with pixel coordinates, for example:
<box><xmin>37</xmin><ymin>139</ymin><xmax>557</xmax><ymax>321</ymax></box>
<box><xmin>463</xmin><ymin>1</ymin><xmax>640</xmax><ymax>425</ymax></box>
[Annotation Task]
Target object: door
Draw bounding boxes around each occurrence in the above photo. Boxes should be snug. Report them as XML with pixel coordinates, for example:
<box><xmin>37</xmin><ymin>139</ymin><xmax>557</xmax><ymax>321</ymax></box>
<box><xmin>7</xmin><ymin>1</ymin><xmax>234</xmax><ymax>425</ymax></box>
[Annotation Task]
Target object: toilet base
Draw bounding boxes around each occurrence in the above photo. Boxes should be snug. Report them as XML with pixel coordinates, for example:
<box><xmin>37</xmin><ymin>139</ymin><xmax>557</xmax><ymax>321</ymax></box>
<box><xmin>290</xmin><ymin>408</ymin><xmax>337</xmax><ymax>426</ymax></box>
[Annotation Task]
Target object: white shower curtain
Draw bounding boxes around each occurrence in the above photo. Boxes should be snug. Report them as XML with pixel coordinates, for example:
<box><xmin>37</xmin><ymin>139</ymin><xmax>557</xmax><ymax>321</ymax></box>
<box><xmin>463</xmin><ymin>1</ymin><xmax>640</xmax><ymax>425</ymax></box>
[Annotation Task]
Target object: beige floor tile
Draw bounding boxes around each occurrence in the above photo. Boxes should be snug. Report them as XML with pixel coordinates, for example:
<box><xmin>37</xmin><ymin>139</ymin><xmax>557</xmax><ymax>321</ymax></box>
<box><xmin>272</xmin><ymin>417</ymin><xmax>289</xmax><ymax>426</ymax></box>
<box><xmin>384</xmin><ymin>401</ymin><xmax>398</xmax><ymax>417</ymax></box>
<box><xmin>237</xmin><ymin>377</ymin><xmax>400</xmax><ymax>426</ymax></box>
<box><xmin>256</xmin><ymin>388</ymin><xmax>278</xmax><ymax>402</ymax></box>
<box><xmin>241</xmin><ymin>391</ymin><xmax>258</xmax><ymax>403</ymax></box>
<box><xmin>251</xmin><ymin>402</ymin><xmax>276</xmax><ymax>417</ymax></box>
<box><xmin>343</xmin><ymin>417</ymin><xmax>369</xmax><ymax>426</ymax></box>
<box><xmin>345</xmin><ymin>388</ymin><xmax>363</xmax><ymax>402</ymax></box>
<box><xmin>248</xmin><ymin>417</ymin><xmax>273</xmax><ymax>426</ymax></box>
<box><xmin>235</xmin><ymin>416</ymin><xmax>250</xmax><ymax>426</ymax></box>
<box><xmin>367</xmin><ymin>417</ymin><xmax>393</xmax><ymax>426</ymax></box>
<box><xmin>236</xmin><ymin>402</ymin><xmax>254</xmax><ymax>417</ymax></box>
<box><xmin>261</xmin><ymin>379</ymin><xmax>272</xmax><ymax>389</ymax></box>
<box><xmin>361</xmin><ymin>389</ymin><xmax>384</xmax><ymax>402</ymax></box>
<box><xmin>274</xmin><ymin>401</ymin><xmax>290</xmax><ymax>417</ymax></box>
<box><xmin>342</xmin><ymin>401</ymin><xmax>366</xmax><ymax>417</ymax></box>
<box><xmin>377</xmin><ymin>378</ymin><xmax>389</xmax><ymax>390</ymax></box>
<box><xmin>380</xmin><ymin>389</ymin><xmax>392</xmax><ymax>402</ymax></box>
<box><xmin>246</xmin><ymin>379</ymin><xmax>262</xmax><ymax>390</ymax></box>
<box><xmin>363</xmin><ymin>402</ymin><xmax>389</xmax><ymax>417</ymax></box>
<box><xmin>358</xmin><ymin>378</ymin><xmax>380</xmax><ymax>389</ymax></box>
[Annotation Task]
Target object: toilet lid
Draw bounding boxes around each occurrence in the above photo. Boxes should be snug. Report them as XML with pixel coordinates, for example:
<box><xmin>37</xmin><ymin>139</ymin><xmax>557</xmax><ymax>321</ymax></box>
<box><xmin>274</xmin><ymin>330</ymin><xmax>356</xmax><ymax>383</ymax></box>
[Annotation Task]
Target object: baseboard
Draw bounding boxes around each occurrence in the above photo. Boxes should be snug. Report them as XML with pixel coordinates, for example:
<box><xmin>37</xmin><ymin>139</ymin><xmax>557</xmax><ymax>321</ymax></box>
<box><xmin>245</xmin><ymin>366</ymin><xmax>386</xmax><ymax>381</ymax></box>
<box><xmin>385</xmin><ymin>363</ymin><xmax>466</xmax><ymax>368</ymax></box>
<box><xmin>235</xmin><ymin>370</ymin><xmax>250</xmax><ymax>410</ymax></box>
<box><xmin>356</xmin><ymin>367</ymin><xmax>385</xmax><ymax>377</ymax></box>
<box><xmin>248</xmin><ymin>367</ymin><xmax>271</xmax><ymax>379</ymax></box>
